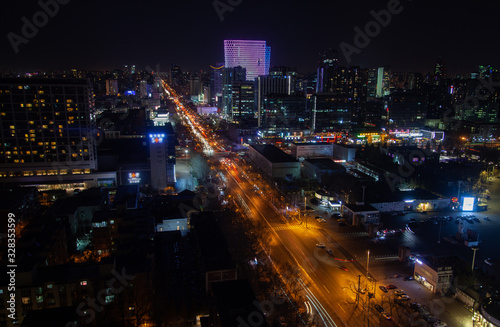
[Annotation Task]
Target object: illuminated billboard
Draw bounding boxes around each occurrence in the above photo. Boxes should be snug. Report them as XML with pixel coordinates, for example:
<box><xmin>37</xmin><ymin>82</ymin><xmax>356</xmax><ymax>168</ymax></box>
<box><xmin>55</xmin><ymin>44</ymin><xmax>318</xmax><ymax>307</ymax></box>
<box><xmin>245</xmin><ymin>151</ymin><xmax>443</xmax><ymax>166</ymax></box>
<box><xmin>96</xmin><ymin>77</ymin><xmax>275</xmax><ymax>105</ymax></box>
<box><xmin>149</xmin><ymin>133</ymin><xmax>165</xmax><ymax>144</ymax></box>
<box><xmin>128</xmin><ymin>172</ymin><xmax>141</xmax><ymax>184</ymax></box>
<box><xmin>462</xmin><ymin>197</ymin><xmax>475</xmax><ymax>211</ymax></box>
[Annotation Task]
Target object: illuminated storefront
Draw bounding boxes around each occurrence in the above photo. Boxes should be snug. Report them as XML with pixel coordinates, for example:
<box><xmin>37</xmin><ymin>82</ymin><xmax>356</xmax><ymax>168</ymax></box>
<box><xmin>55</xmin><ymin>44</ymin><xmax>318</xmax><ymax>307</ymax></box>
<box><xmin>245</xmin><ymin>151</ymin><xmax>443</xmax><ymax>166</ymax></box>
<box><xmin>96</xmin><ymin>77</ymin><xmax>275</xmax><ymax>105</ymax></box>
<box><xmin>473</xmin><ymin>296</ymin><xmax>500</xmax><ymax>326</ymax></box>
<box><xmin>414</xmin><ymin>258</ymin><xmax>453</xmax><ymax>294</ymax></box>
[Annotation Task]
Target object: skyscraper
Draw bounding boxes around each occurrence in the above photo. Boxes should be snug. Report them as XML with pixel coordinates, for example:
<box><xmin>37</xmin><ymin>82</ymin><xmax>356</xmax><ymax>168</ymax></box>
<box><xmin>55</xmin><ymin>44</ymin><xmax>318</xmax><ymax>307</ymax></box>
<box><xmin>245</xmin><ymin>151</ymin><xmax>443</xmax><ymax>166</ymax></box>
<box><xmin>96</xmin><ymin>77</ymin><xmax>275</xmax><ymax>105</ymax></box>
<box><xmin>434</xmin><ymin>57</ymin><xmax>446</xmax><ymax>85</ymax></box>
<box><xmin>256</xmin><ymin>75</ymin><xmax>294</xmax><ymax>127</ymax></box>
<box><xmin>221</xmin><ymin>66</ymin><xmax>247</xmax><ymax>118</ymax></box>
<box><xmin>376</xmin><ymin>67</ymin><xmax>391</xmax><ymax>98</ymax></box>
<box><xmin>224</xmin><ymin>40</ymin><xmax>271</xmax><ymax>81</ymax></box>
<box><xmin>148</xmin><ymin>124</ymin><xmax>177</xmax><ymax>190</ymax></box>
<box><xmin>210</xmin><ymin>63</ymin><xmax>224</xmax><ymax>107</ymax></box>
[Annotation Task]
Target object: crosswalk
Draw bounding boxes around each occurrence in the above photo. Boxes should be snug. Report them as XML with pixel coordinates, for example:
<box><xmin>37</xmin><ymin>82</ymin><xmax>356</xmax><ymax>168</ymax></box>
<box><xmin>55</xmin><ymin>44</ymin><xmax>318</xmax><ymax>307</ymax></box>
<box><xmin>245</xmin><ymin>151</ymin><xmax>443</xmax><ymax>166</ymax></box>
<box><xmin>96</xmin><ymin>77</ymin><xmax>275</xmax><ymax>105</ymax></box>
<box><xmin>335</xmin><ymin>232</ymin><xmax>369</xmax><ymax>239</ymax></box>
<box><xmin>272</xmin><ymin>224</ymin><xmax>318</xmax><ymax>231</ymax></box>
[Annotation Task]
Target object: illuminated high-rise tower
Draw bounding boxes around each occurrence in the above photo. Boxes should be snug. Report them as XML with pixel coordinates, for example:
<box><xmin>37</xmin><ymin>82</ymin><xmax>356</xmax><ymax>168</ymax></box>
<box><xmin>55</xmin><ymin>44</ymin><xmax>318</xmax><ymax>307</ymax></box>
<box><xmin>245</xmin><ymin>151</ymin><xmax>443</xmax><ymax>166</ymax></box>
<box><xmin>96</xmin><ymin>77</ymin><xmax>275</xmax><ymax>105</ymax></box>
<box><xmin>224</xmin><ymin>40</ymin><xmax>271</xmax><ymax>81</ymax></box>
<box><xmin>148</xmin><ymin>124</ymin><xmax>177</xmax><ymax>190</ymax></box>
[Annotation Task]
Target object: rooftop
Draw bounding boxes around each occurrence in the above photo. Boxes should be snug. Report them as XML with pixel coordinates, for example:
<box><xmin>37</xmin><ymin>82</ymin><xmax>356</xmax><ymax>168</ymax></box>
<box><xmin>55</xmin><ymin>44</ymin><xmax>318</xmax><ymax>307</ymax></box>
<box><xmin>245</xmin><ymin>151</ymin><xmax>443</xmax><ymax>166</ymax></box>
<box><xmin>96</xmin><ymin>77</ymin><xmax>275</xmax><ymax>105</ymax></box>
<box><xmin>0</xmin><ymin>77</ymin><xmax>89</xmax><ymax>86</ymax></box>
<box><xmin>21</xmin><ymin>306</ymin><xmax>78</xmax><ymax>327</ymax></box>
<box><xmin>212</xmin><ymin>279</ymin><xmax>269</xmax><ymax>327</ymax></box>
<box><xmin>304</xmin><ymin>158</ymin><xmax>346</xmax><ymax>171</ymax></box>
<box><xmin>251</xmin><ymin>144</ymin><xmax>298</xmax><ymax>163</ymax></box>
<box><xmin>191</xmin><ymin>212</ymin><xmax>234</xmax><ymax>272</ymax></box>
<box><xmin>482</xmin><ymin>296</ymin><xmax>500</xmax><ymax>322</ymax></box>
<box><xmin>344</xmin><ymin>203</ymin><xmax>378</xmax><ymax>212</ymax></box>
<box><xmin>292</xmin><ymin>142</ymin><xmax>332</xmax><ymax>146</ymax></box>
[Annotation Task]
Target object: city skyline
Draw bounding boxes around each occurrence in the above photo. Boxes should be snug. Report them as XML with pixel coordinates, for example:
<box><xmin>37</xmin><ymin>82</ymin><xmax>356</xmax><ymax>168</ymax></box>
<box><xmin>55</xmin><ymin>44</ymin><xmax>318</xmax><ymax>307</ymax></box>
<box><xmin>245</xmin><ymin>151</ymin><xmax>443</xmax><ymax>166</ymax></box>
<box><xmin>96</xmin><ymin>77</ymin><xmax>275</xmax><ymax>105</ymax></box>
<box><xmin>1</xmin><ymin>0</ymin><xmax>499</xmax><ymax>75</ymax></box>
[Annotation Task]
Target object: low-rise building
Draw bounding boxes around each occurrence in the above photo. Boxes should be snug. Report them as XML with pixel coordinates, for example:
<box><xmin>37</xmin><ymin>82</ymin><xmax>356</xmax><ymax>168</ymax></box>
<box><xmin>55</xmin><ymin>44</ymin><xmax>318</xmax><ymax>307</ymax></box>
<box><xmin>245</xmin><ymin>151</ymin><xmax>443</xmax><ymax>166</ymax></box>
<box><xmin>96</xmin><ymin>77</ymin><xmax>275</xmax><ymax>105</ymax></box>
<box><xmin>248</xmin><ymin>144</ymin><xmax>300</xmax><ymax>180</ymax></box>
<box><xmin>413</xmin><ymin>257</ymin><xmax>453</xmax><ymax>294</ymax></box>
<box><xmin>342</xmin><ymin>203</ymin><xmax>380</xmax><ymax>226</ymax></box>
<box><xmin>474</xmin><ymin>296</ymin><xmax>500</xmax><ymax>327</ymax></box>
<box><xmin>302</xmin><ymin>158</ymin><xmax>346</xmax><ymax>184</ymax></box>
<box><xmin>332</xmin><ymin>143</ymin><xmax>356</xmax><ymax>162</ymax></box>
<box><xmin>290</xmin><ymin>142</ymin><xmax>333</xmax><ymax>159</ymax></box>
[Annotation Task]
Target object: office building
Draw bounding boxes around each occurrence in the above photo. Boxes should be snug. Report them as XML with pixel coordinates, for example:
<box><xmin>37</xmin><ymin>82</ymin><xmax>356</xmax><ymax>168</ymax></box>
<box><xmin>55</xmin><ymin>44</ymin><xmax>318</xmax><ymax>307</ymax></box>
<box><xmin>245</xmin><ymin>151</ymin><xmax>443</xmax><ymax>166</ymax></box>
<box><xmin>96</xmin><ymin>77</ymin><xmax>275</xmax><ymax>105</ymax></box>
<box><xmin>312</xmin><ymin>93</ymin><xmax>354</xmax><ymax>131</ymax></box>
<box><xmin>261</xmin><ymin>94</ymin><xmax>307</xmax><ymax>133</ymax></box>
<box><xmin>387</xmin><ymin>91</ymin><xmax>427</xmax><ymax>127</ymax></box>
<box><xmin>224</xmin><ymin>40</ymin><xmax>271</xmax><ymax>81</ymax></box>
<box><xmin>376</xmin><ymin>67</ymin><xmax>391</xmax><ymax>98</ymax></box>
<box><xmin>148</xmin><ymin>124</ymin><xmax>177</xmax><ymax>190</ymax></box>
<box><xmin>433</xmin><ymin>57</ymin><xmax>446</xmax><ymax>85</ymax></box>
<box><xmin>0</xmin><ymin>78</ymin><xmax>98</xmax><ymax>185</ymax></box>
<box><xmin>210</xmin><ymin>63</ymin><xmax>224</xmax><ymax>107</ymax></box>
<box><xmin>221</xmin><ymin>66</ymin><xmax>252</xmax><ymax>121</ymax></box>
<box><xmin>105</xmin><ymin>79</ymin><xmax>118</xmax><ymax>95</ymax></box>
<box><xmin>256</xmin><ymin>74</ymin><xmax>294</xmax><ymax>127</ymax></box>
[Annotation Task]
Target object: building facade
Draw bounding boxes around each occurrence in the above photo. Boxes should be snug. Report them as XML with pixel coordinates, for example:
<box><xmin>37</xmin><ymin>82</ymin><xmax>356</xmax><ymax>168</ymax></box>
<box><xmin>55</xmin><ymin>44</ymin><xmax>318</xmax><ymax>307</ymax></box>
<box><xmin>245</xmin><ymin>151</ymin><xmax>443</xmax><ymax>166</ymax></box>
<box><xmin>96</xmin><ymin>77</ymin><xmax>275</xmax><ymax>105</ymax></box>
<box><xmin>248</xmin><ymin>144</ymin><xmax>300</xmax><ymax>180</ymax></box>
<box><xmin>148</xmin><ymin>124</ymin><xmax>176</xmax><ymax>190</ymax></box>
<box><xmin>0</xmin><ymin>78</ymin><xmax>97</xmax><ymax>185</ymax></box>
<box><xmin>224</xmin><ymin>40</ymin><xmax>271</xmax><ymax>81</ymax></box>
<box><xmin>414</xmin><ymin>258</ymin><xmax>453</xmax><ymax>294</ymax></box>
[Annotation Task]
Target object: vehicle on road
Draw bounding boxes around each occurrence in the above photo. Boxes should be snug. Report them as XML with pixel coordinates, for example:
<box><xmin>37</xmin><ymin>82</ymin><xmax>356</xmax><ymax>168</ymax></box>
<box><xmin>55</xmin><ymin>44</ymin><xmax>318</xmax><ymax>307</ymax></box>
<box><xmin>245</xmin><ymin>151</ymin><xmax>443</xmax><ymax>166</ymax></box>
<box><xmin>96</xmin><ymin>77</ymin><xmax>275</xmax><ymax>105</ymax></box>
<box><xmin>374</xmin><ymin>304</ymin><xmax>384</xmax><ymax>313</ymax></box>
<box><xmin>386</xmin><ymin>284</ymin><xmax>397</xmax><ymax>290</ymax></box>
<box><xmin>404</xmin><ymin>275</ymin><xmax>414</xmax><ymax>281</ymax></box>
<box><xmin>358</xmin><ymin>288</ymin><xmax>367</xmax><ymax>294</ymax></box>
<box><xmin>338</xmin><ymin>266</ymin><xmax>348</xmax><ymax>271</ymax></box>
<box><xmin>410</xmin><ymin>302</ymin><xmax>421</xmax><ymax>311</ymax></box>
<box><xmin>484</xmin><ymin>216</ymin><xmax>491</xmax><ymax>221</ymax></box>
<box><xmin>382</xmin><ymin>312</ymin><xmax>392</xmax><ymax>320</ymax></box>
<box><xmin>326</xmin><ymin>249</ymin><xmax>334</xmax><ymax>256</ymax></box>
<box><xmin>316</xmin><ymin>243</ymin><xmax>326</xmax><ymax>248</ymax></box>
<box><xmin>394</xmin><ymin>289</ymin><xmax>406</xmax><ymax>296</ymax></box>
<box><xmin>433</xmin><ymin>320</ymin><xmax>447</xmax><ymax>327</ymax></box>
<box><xmin>396</xmin><ymin>294</ymin><xmax>411</xmax><ymax>301</ymax></box>
<box><xmin>379</xmin><ymin>286</ymin><xmax>388</xmax><ymax>293</ymax></box>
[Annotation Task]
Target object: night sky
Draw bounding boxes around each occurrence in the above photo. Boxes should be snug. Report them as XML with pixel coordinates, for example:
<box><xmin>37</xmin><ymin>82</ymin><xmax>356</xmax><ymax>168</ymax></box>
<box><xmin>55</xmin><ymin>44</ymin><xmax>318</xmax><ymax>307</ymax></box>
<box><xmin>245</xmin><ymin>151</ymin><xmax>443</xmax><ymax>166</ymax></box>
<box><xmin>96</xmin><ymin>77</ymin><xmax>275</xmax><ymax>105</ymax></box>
<box><xmin>1</xmin><ymin>0</ymin><xmax>499</xmax><ymax>75</ymax></box>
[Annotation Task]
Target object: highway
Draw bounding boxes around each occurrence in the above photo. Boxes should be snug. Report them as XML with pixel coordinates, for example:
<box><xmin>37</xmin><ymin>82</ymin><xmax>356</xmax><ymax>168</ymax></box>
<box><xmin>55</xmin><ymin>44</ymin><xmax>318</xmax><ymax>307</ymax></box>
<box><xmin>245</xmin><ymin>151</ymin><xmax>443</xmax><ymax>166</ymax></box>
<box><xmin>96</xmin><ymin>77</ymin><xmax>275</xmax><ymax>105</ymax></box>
<box><xmin>161</xmin><ymin>79</ymin><xmax>398</xmax><ymax>327</ymax></box>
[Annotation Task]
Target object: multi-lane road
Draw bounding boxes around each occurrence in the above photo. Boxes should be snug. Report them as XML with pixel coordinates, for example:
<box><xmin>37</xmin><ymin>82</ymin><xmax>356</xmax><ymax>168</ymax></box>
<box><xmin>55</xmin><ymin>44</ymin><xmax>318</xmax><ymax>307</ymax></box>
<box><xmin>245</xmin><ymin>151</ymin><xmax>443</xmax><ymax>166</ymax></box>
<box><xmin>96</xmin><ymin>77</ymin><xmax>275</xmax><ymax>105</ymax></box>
<box><xmin>161</xmin><ymin>79</ymin><xmax>400</xmax><ymax>326</ymax></box>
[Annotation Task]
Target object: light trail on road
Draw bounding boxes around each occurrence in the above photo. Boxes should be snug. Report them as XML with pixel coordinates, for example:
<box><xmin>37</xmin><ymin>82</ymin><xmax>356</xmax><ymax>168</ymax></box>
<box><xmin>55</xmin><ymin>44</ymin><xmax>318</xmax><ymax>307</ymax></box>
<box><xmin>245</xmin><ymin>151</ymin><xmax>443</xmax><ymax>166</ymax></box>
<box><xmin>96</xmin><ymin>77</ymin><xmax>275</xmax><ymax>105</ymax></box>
<box><xmin>299</xmin><ymin>278</ymin><xmax>338</xmax><ymax>327</ymax></box>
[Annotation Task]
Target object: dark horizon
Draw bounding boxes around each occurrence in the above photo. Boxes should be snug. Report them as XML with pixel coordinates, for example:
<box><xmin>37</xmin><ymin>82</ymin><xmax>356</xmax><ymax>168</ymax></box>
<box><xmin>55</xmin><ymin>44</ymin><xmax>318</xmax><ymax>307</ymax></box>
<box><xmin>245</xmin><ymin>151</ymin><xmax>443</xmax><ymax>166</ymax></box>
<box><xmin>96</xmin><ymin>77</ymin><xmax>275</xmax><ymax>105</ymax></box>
<box><xmin>1</xmin><ymin>0</ymin><xmax>499</xmax><ymax>76</ymax></box>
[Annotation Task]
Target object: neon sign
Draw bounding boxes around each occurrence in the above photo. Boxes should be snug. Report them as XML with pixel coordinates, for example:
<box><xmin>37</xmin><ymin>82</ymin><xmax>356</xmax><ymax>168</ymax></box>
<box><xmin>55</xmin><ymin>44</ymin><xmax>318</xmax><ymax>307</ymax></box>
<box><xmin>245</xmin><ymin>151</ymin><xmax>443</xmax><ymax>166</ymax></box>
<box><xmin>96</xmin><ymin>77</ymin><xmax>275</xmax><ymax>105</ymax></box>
<box><xmin>149</xmin><ymin>133</ymin><xmax>165</xmax><ymax>144</ymax></box>
<box><xmin>128</xmin><ymin>172</ymin><xmax>141</xmax><ymax>184</ymax></box>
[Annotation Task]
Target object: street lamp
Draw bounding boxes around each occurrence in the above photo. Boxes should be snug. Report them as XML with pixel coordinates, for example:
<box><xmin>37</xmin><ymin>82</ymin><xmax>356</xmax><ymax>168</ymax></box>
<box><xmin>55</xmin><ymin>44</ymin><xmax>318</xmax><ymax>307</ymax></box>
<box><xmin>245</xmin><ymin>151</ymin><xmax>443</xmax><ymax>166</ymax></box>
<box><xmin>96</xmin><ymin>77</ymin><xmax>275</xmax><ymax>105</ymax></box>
<box><xmin>471</xmin><ymin>247</ymin><xmax>479</xmax><ymax>271</ymax></box>
<box><xmin>366</xmin><ymin>250</ymin><xmax>370</xmax><ymax>282</ymax></box>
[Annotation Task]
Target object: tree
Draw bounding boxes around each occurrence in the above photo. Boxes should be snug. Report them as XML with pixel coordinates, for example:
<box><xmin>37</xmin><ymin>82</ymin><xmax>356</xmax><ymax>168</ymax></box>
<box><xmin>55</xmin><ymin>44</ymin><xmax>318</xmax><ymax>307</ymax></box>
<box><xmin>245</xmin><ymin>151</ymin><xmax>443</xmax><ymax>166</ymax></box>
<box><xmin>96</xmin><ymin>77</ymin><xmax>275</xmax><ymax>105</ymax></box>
<box><xmin>189</xmin><ymin>153</ymin><xmax>211</xmax><ymax>184</ymax></box>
